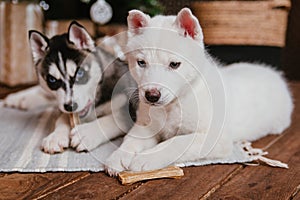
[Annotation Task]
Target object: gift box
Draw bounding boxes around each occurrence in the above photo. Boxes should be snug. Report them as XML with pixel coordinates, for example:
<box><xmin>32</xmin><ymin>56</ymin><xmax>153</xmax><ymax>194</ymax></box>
<box><xmin>0</xmin><ymin>1</ymin><xmax>43</xmax><ymax>86</ymax></box>
<box><xmin>191</xmin><ymin>0</ymin><xmax>291</xmax><ymax>47</ymax></box>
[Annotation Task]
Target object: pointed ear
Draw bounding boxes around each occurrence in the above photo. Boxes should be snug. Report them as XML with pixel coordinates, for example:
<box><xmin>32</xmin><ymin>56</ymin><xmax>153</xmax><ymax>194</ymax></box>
<box><xmin>175</xmin><ymin>8</ymin><xmax>204</xmax><ymax>44</ymax></box>
<box><xmin>28</xmin><ymin>30</ymin><xmax>49</xmax><ymax>64</ymax></box>
<box><xmin>127</xmin><ymin>9</ymin><xmax>150</xmax><ymax>35</ymax></box>
<box><xmin>68</xmin><ymin>21</ymin><xmax>96</xmax><ymax>52</ymax></box>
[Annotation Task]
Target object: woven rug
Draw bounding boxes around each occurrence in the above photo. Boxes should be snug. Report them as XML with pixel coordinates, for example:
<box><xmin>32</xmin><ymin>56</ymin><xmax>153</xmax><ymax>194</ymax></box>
<box><xmin>0</xmin><ymin>103</ymin><xmax>287</xmax><ymax>172</ymax></box>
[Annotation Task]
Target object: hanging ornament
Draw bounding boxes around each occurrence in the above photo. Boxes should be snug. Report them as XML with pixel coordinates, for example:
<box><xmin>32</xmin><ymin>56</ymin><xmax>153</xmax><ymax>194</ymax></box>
<box><xmin>90</xmin><ymin>0</ymin><xmax>113</xmax><ymax>25</ymax></box>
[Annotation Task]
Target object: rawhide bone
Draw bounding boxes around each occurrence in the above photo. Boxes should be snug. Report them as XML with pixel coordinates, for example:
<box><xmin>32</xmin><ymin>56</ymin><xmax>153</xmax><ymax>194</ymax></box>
<box><xmin>118</xmin><ymin>166</ymin><xmax>184</xmax><ymax>185</ymax></box>
<box><xmin>69</xmin><ymin>113</ymin><xmax>80</xmax><ymax>128</ymax></box>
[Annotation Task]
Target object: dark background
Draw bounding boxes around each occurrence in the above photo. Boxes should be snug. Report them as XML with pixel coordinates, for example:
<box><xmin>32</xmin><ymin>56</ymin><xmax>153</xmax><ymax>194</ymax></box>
<box><xmin>281</xmin><ymin>0</ymin><xmax>300</xmax><ymax>80</ymax></box>
<box><xmin>162</xmin><ymin>0</ymin><xmax>300</xmax><ymax>80</ymax></box>
<box><xmin>44</xmin><ymin>0</ymin><xmax>300</xmax><ymax>80</ymax></box>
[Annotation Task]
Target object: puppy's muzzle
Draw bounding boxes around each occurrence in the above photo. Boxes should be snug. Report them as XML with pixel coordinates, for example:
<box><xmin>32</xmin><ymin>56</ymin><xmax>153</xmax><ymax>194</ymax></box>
<box><xmin>145</xmin><ymin>89</ymin><xmax>161</xmax><ymax>103</ymax></box>
<box><xmin>64</xmin><ymin>102</ymin><xmax>78</xmax><ymax>112</ymax></box>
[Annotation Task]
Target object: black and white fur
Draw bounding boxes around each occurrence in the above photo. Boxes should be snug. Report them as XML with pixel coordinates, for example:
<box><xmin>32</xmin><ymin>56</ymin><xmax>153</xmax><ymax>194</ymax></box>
<box><xmin>4</xmin><ymin>22</ymin><xmax>136</xmax><ymax>153</ymax></box>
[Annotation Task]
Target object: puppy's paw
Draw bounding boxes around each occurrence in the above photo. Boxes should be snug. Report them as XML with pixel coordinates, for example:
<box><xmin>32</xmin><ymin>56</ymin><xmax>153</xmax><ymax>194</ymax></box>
<box><xmin>105</xmin><ymin>149</ymin><xmax>135</xmax><ymax>176</ymax></box>
<box><xmin>4</xmin><ymin>92</ymin><xmax>32</xmax><ymax>110</ymax></box>
<box><xmin>70</xmin><ymin>122</ymin><xmax>104</xmax><ymax>152</ymax></box>
<box><xmin>41</xmin><ymin>131</ymin><xmax>70</xmax><ymax>154</ymax></box>
<box><xmin>4</xmin><ymin>86</ymin><xmax>54</xmax><ymax>110</ymax></box>
<box><xmin>129</xmin><ymin>154</ymin><xmax>167</xmax><ymax>172</ymax></box>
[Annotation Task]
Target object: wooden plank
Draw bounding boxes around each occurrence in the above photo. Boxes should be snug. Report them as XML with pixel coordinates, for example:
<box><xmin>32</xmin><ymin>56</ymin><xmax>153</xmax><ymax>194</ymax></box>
<box><xmin>206</xmin><ymin>126</ymin><xmax>299</xmax><ymax>199</ymax></box>
<box><xmin>205</xmin><ymin>83</ymin><xmax>300</xmax><ymax>200</ymax></box>
<box><xmin>292</xmin><ymin>190</ymin><xmax>300</xmax><ymax>200</ymax></box>
<box><xmin>251</xmin><ymin>134</ymin><xmax>279</xmax><ymax>149</ymax></box>
<box><xmin>40</xmin><ymin>172</ymin><xmax>143</xmax><ymax>200</ymax></box>
<box><xmin>118</xmin><ymin>133</ymin><xmax>279</xmax><ymax>200</ymax></box>
<box><xmin>118</xmin><ymin>165</ymin><xmax>242</xmax><ymax>200</ymax></box>
<box><xmin>0</xmin><ymin>172</ymin><xmax>90</xmax><ymax>200</ymax></box>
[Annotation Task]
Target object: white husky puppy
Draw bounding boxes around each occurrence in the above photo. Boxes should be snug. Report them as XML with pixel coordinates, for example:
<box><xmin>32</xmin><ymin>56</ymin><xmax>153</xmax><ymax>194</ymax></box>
<box><xmin>105</xmin><ymin>8</ymin><xmax>293</xmax><ymax>175</ymax></box>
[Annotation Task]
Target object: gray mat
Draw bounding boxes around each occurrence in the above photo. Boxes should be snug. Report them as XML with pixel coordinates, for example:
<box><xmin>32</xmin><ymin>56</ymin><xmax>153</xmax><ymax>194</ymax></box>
<box><xmin>0</xmin><ymin>107</ymin><xmax>122</xmax><ymax>172</ymax></box>
<box><xmin>0</xmin><ymin>106</ymin><xmax>287</xmax><ymax>172</ymax></box>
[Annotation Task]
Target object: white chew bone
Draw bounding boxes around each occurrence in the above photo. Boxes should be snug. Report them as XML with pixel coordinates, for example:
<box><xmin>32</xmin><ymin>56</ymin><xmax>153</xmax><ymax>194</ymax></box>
<box><xmin>69</xmin><ymin>113</ymin><xmax>80</xmax><ymax>128</ymax></box>
<box><xmin>118</xmin><ymin>166</ymin><xmax>184</xmax><ymax>185</ymax></box>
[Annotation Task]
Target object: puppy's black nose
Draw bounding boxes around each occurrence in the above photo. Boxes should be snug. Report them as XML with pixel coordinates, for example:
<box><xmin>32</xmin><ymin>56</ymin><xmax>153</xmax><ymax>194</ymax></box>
<box><xmin>64</xmin><ymin>102</ymin><xmax>78</xmax><ymax>112</ymax></box>
<box><xmin>145</xmin><ymin>89</ymin><xmax>161</xmax><ymax>103</ymax></box>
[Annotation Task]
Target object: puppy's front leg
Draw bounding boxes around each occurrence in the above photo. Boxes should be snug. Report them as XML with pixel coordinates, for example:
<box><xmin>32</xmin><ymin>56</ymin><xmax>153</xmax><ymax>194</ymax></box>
<box><xmin>129</xmin><ymin>133</ymin><xmax>233</xmax><ymax>171</ymax></box>
<box><xmin>41</xmin><ymin>113</ymin><xmax>70</xmax><ymax>154</ymax></box>
<box><xmin>70</xmin><ymin>94</ymin><xmax>133</xmax><ymax>152</ymax></box>
<box><xmin>70</xmin><ymin>106</ymin><xmax>133</xmax><ymax>152</ymax></box>
<box><xmin>105</xmin><ymin>124</ymin><xmax>159</xmax><ymax>176</ymax></box>
<box><xmin>4</xmin><ymin>85</ymin><xmax>55</xmax><ymax>110</ymax></box>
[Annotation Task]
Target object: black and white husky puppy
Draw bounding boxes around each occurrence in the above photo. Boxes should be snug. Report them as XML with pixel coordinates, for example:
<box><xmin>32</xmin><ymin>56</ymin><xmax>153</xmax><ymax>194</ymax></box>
<box><xmin>4</xmin><ymin>22</ymin><xmax>136</xmax><ymax>154</ymax></box>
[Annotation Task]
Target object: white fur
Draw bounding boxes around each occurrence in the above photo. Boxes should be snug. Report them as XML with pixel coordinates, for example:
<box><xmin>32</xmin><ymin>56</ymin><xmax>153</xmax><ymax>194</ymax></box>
<box><xmin>70</xmin><ymin>93</ymin><xmax>132</xmax><ymax>152</ymax></box>
<box><xmin>105</xmin><ymin>8</ymin><xmax>293</xmax><ymax>175</ymax></box>
<box><xmin>49</xmin><ymin>64</ymin><xmax>62</xmax><ymax>80</ymax></box>
<box><xmin>41</xmin><ymin>113</ymin><xmax>70</xmax><ymax>153</ymax></box>
<box><xmin>66</xmin><ymin>60</ymin><xmax>77</xmax><ymax>77</ymax></box>
<box><xmin>3</xmin><ymin>85</ymin><xmax>55</xmax><ymax>110</ymax></box>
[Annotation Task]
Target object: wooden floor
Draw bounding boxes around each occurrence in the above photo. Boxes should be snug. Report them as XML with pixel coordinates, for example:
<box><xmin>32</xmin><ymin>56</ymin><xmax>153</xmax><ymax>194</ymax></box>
<box><xmin>0</xmin><ymin>82</ymin><xmax>299</xmax><ymax>200</ymax></box>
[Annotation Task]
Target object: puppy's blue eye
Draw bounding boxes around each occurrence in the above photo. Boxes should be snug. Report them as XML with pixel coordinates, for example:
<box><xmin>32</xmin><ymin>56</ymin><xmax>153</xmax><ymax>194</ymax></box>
<box><xmin>169</xmin><ymin>62</ymin><xmax>181</xmax><ymax>69</ymax></box>
<box><xmin>46</xmin><ymin>75</ymin><xmax>61</xmax><ymax>90</ymax></box>
<box><xmin>137</xmin><ymin>60</ymin><xmax>146</xmax><ymax>68</ymax></box>
<box><xmin>47</xmin><ymin>75</ymin><xmax>57</xmax><ymax>83</ymax></box>
<box><xmin>75</xmin><ymin>68</ymin><xmax>89</xmax><ymax>84</ymax></box>
<box><xmin>76</xmin><ymin>68</ymin><xmax>85</xmax><ymax>79</ymax></box>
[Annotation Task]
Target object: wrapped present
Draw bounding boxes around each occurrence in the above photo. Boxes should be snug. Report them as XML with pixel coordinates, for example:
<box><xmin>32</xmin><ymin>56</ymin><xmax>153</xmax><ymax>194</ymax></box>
<box><xmin>0</xmin><ymin>1</ymin><xmax>43</xmax><ymax>86</ymax></box>
<box><xmin>191</xmin><ymin>0</ymin><xmax>291</xmax><ymax>47</ymax></box>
